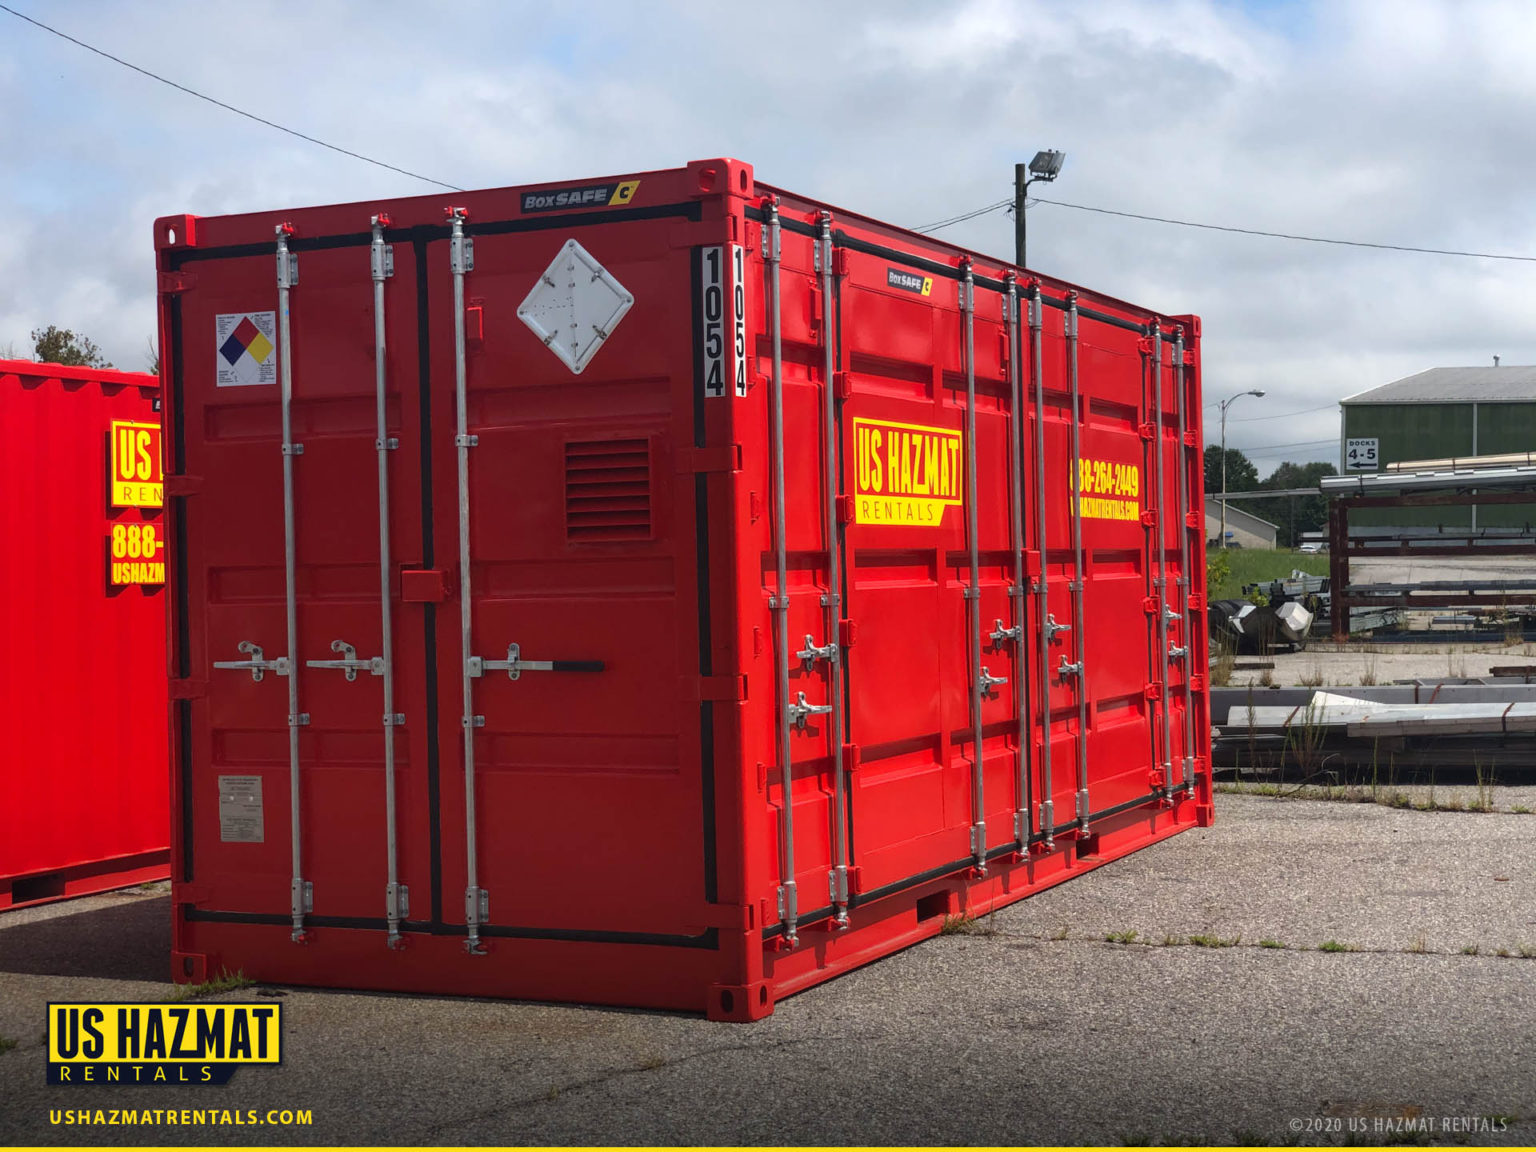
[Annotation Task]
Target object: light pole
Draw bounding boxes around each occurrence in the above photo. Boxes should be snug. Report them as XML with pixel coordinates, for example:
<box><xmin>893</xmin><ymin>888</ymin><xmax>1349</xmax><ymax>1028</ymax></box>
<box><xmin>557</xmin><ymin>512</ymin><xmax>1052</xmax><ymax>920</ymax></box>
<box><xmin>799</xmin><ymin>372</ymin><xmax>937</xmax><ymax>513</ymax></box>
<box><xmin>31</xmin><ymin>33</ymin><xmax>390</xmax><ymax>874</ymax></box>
<box><xmin>1219</xmin><ymin>389</ymin><xmax>1265</xmax><ymax>548</ymax></box>
<box><xmin>1015</xmin><ymin>150</ymin><xmax>1065</xmax><ymax>269</ymax></box>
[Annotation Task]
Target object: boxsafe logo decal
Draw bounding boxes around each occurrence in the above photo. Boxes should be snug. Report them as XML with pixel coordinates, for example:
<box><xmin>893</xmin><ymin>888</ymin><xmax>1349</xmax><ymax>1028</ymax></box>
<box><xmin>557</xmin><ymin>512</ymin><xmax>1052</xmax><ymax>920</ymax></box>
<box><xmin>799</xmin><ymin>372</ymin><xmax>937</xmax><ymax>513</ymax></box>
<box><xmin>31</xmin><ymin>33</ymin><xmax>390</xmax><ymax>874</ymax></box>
<box><xmin>886</xmin><ymin>267</ymin><xmax>933</xmax><ymax>296</ymax></box>
<box><xmin>215</xmin><ymin>312</ymin><xmax>277</xmax><ymax>387</ymax></box>
<box><xmin>852</xmin><ymin>418</ymin><xmax>963</xmax><ymax>527</ymax></box>
<box><xmin>1078</xmin><ymin>457</ymin><xmax>1141</xmax><ymax>521</ymax></box>
<box><xmin>48</xmin><ymin>1003</ymin><xmax>281</xmax><ymax>1085</ymax></box>
<box><xmin>521</xmin><ymin>179</ymin><xmax>640</xmax><ymax>213</ymax></box>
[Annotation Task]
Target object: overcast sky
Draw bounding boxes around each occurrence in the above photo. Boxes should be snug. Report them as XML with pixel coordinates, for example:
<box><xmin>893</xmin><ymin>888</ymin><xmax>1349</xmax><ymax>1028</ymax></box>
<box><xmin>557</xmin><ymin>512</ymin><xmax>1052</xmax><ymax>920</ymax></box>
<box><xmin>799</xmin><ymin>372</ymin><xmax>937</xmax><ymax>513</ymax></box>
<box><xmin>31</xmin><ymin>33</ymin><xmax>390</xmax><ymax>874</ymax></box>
<box><xmin>4</xmin><ymin>0</ymin><xmax>1533</xmax><ymax>471</ymax></box>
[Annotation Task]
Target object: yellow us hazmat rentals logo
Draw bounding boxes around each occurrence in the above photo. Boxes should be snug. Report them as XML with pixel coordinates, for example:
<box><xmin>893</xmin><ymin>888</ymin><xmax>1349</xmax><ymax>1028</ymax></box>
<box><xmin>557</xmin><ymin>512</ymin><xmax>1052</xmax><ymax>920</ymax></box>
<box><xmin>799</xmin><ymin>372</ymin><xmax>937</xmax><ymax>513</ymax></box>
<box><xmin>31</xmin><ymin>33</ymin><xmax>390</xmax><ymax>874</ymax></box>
<box><xmin>852</xmin><ymin>417</ymin><xmax>963</xmax><ymax>527</ymax></box>
<box><xmin>48</xmin><ymin>1002</ymin><xmax>281</xmax><ymax>1085</ymax></box>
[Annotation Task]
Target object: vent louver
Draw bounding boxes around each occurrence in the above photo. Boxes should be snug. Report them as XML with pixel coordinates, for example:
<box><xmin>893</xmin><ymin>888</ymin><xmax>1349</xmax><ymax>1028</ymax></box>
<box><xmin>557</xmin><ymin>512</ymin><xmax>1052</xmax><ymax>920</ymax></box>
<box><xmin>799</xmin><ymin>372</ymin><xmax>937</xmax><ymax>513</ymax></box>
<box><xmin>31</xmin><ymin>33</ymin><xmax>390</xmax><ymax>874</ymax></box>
<box><xmin>564</xmin><ymin>439</ymin><xmax>652</xmax><ymax>541</ymax></box>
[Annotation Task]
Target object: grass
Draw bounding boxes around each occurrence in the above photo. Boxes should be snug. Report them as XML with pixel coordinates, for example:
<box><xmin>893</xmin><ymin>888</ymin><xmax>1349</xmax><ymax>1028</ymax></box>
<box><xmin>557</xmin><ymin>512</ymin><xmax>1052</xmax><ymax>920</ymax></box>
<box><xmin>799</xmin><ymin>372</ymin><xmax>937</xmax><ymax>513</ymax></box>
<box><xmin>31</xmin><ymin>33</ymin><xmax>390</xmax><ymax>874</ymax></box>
<box><xmin>1318</xmin><ymin>939</ymin><xmax>1356</xmax><ymax>953</ymax></box>
<box><xmin>1218</xmin><ymin>779</ymin><xmax>1527</xmax><ymax>816</ymax></box>
<box><xmin>1258</xmin><ymin>938</ymin><xmax>1286</xmax><ymax>949</ymax></box>
<box><xmin>1104</xmin><ymin>929</ymin><xmax>1139</xmax><ymax>944</ymax></box>
<box><xmin>170</xmin><ymin>969</ymin><xmax>255</xmax><ymax>1001</ymax></box>
<box><xmin>0</xmin><ymin>1034</ymin><xmax>16</xmax><ymax>1055</ymax></box>
<box><xmin>1208</xmin><ymin>548</ymin><xmax>1328</xmax><ymax>601</ymax></box>
<box><xmin>1210</xmin><ymin>637</ymin><xmax>1236</xmax><ymax>688</ymax></box>
<box><xmin>1187</xmin><ymin>933</ymin><xmax>1241</xmax><ymax>948</ymax></box>
<box><xmin>940</xmin><ymin>912</ymin><xmax>996</xmax><ymax>936</ymax></box>
<box><xmin>1462</xmin><ymin>944</ymin><xmax>1480</xmax><ymax>955</ymax></box>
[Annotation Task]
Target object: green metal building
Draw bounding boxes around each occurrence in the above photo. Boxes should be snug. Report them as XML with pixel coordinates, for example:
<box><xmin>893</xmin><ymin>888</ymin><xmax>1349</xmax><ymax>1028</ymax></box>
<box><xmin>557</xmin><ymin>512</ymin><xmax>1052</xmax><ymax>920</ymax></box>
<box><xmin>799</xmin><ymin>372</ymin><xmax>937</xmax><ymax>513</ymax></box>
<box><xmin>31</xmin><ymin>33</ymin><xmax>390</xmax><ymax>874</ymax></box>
<box><xmin>1340</xmin><ymin>366</ymin><xmax>1536</xmax><ymax>528</ymax></box>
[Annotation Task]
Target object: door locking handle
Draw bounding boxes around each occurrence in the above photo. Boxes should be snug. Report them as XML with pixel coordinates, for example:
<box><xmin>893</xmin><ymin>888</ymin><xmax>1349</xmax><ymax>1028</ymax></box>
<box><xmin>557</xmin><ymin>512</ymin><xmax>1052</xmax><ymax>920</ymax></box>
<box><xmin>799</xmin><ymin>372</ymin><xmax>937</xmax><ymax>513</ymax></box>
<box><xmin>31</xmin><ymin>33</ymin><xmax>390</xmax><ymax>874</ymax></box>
<box><xmin>468</xmin><ymin>642</ymin><xmax>605</xmax><ymax>681</ymax></box>
<box><xmin>788</xmin><ymin>692</ymin><xmax>833</xmax><ymax>730</ymax></box>
<box><xmin>213</xmin><ymin>640</ymin><xmax>290</xmax><ymax>682</ymax></box>
<box><xmin>306</xmin><ymin>639</ymin><xmax>384</xmax><ymax>680</ymax></box>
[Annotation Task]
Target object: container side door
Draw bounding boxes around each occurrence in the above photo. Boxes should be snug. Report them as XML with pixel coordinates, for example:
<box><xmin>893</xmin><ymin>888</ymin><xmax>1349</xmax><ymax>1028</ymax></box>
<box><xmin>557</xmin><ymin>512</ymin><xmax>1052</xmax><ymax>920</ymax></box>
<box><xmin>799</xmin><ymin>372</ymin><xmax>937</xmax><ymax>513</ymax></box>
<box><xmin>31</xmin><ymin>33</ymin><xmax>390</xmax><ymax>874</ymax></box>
<box><xmin>428</xmin><ymin>217</ymin><xmax>716</xmax><ymax>939</ymax></box>
<box><xmin>176</xmin><ymin>240</ymin><xmax>432</xmax><ymax>924</ymax></box>
<box><xmin>1075</xmin><ymin>332</ymin><xmax>1162</xmax><ymax>812</ymax></box>
<box><xmin>834</xmin><ymin>253</ymin><xmax>1026</xmax><ymax>892</ymax></box>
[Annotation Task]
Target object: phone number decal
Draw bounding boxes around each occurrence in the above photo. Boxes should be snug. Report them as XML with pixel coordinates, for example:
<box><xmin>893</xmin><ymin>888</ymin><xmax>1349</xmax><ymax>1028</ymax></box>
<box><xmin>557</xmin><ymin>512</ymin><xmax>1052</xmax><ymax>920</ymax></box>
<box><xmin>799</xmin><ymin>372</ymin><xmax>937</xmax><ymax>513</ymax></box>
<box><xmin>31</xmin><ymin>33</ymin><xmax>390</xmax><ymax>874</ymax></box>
<box><xmin>1077</xmin><ymin>458</ymin><xmax>1141</xmax><ymax>522</ymax></box>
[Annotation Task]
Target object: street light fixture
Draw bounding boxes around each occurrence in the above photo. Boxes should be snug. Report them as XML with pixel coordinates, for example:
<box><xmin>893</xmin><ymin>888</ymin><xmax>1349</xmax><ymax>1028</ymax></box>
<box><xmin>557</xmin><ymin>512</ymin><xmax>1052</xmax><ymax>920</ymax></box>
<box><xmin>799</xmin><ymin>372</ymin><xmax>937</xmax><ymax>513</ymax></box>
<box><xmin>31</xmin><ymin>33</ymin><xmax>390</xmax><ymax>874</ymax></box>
<box><xmin>1015</xmin><ymin>149</ymin><xmax>1066</xmax><ymax>268</ymax></box>
<box><xmin>1219</xmin><ymin>389</ymin><xmax>1266</xmax><ymax>548</ymax></box>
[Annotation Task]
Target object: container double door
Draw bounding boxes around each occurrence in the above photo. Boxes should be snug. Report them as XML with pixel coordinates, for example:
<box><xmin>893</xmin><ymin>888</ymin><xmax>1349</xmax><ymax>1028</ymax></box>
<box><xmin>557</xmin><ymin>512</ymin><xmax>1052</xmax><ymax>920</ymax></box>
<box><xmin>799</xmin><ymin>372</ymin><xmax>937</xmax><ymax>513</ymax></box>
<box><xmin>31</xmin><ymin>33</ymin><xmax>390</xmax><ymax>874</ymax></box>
<box><xmin>194</xmin><ymin>223</ymin><xmax>710</xmax><ymax>942</ymax></box>
<box><xmin>772</xmin><ymin>264</ymin><xmax>1034</xmax><ymax>910</ymax></box>
<box><xmin>772</xmin><ymin>260</ymin><xmax>1196</xmax><ymax>914</ymax></box>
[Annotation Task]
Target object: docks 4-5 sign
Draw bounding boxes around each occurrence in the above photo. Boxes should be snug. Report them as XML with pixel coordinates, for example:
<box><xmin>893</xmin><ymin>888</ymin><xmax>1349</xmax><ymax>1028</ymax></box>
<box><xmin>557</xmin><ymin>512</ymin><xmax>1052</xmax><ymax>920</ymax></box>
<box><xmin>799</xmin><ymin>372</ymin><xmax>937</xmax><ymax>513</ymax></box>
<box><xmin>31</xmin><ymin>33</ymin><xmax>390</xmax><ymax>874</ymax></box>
<box><xmin>1345</xmin><ymin>437</ymin><xmax>1379</xmax><ymax>471</ymax></box>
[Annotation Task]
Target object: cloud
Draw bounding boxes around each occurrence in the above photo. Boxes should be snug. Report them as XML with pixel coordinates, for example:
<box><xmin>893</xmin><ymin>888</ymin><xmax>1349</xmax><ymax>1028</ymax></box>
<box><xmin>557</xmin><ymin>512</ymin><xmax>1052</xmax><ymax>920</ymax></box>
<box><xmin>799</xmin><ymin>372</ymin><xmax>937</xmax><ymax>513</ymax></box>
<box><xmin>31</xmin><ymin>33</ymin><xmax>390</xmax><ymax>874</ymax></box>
<box><xmin>2</xmin><ymin>0</ymin><xmax>1532</xmax><ymax>468</ymax></box>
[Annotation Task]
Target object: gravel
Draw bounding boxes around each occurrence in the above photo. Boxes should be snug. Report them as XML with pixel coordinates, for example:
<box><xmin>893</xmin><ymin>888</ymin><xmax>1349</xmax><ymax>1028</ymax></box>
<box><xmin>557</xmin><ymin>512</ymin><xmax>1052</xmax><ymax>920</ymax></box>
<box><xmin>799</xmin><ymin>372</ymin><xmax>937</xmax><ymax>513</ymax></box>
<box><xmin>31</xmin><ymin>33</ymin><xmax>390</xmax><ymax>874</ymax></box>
<box><xmin>3</xmin><ymin>794</ymin><xmax>1532</xmax><ymax>1146</ymax></box>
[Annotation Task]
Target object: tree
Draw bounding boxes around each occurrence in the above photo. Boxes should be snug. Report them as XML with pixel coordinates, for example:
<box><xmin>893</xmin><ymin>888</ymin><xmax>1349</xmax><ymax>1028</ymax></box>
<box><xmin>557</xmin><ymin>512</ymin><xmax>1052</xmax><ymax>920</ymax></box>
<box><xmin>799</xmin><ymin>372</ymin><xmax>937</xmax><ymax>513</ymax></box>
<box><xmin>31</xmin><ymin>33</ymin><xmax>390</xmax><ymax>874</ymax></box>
<box><xmin>31</xmin><ymin>325</ymin><xmax>110</xmax><ymax>368</ymax></box>
<box><xmin>1246</xmin><ymin>461</ymin><xmax>1338</xmax><ymax>548</ymax></box>
<box><xmin>1203</xmin><ymin>444</ymin><xmax>1258</xmax><ymax>494</ymax></box>
<box><xmin>144</xmin><ymin>337</ymin><xmax>160</xmax><ymax>377</ymax></box>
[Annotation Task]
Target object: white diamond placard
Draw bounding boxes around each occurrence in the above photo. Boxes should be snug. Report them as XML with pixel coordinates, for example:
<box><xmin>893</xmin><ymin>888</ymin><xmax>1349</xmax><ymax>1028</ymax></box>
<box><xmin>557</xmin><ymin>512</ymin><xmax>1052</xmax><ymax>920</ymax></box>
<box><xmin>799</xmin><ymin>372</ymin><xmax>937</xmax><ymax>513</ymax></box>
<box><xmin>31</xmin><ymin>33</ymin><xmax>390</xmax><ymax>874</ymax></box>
<box><xmin>517</xmin><ymin>239</ymin><xmax>634</xmax><ymax>374</ymax></box>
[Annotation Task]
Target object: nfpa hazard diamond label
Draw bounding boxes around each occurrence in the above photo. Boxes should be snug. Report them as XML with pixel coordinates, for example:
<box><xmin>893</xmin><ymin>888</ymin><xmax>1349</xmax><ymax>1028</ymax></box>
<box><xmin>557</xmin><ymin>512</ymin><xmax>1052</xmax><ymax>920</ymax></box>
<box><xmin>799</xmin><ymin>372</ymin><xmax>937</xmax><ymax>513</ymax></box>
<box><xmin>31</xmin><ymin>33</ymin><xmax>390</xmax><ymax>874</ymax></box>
<box><xmin>215</xmin><ymin>311</ymin><xmax>277</xmax><ymax>387</ymax></box>
<box><xmin>517</xmin><ymin>240</ymin><xmax>634</xmax><ymax>374</ymax></box>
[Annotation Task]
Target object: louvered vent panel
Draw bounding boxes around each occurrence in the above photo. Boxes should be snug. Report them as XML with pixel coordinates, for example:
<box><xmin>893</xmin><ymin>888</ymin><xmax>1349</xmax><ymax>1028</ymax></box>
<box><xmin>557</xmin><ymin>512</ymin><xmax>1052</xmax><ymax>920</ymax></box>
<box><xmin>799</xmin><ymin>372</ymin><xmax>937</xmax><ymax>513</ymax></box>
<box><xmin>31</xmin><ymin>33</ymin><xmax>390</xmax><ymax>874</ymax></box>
<box><xmin>564</xmin><ymin>439</ymin><xmax>652</xmax><ymax>541</ymax></box>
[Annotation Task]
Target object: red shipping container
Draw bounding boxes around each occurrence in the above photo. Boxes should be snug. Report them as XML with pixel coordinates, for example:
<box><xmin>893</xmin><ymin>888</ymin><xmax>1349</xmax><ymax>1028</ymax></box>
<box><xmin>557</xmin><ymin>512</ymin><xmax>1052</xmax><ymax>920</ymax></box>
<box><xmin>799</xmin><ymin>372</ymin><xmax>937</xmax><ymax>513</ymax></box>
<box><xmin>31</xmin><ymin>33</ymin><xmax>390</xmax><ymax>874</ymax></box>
<box><xmin>157</xmin><ymin>159</ymin><xmax>1209</xmax><ymax>1019</ymax></box>
<box><xmin>0</xmin><ymin>359</ymin><xmax>169</xmax><ymax>908</ymax></box>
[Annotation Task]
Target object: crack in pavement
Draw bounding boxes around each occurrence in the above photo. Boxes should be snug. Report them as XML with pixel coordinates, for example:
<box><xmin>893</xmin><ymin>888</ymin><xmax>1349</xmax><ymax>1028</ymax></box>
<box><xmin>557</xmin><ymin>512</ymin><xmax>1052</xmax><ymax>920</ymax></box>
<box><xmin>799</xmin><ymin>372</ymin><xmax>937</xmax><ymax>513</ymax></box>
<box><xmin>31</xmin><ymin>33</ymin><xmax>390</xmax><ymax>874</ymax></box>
<box><xmin>940</xmin><ymin>927</ymin><xmax>1536</xmax><ymax>961</ymax></box>
<box><xmin>413</xmin><ymin>1034</ymin><xmax>838</xmax><ymax>1140</ymax></box>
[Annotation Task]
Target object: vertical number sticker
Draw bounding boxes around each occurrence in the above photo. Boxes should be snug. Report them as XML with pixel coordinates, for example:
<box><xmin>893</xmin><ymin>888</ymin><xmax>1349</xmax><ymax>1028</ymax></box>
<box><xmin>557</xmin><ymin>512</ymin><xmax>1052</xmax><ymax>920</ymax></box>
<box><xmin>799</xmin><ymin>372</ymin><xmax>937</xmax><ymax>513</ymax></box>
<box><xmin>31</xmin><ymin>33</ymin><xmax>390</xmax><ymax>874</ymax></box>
<box><xmin>699</xmin><ymin>246</ymin><xmax>726</xmax><ymax>398</ymax></box>
<box><xmin>697</xmin><ymin>244</ymin><xmax>747</xmax><ymax>399</ymax></box>
<box><xmin>731</xmin><ymin>244</ymin><xmax>747</xmax><ymax>397</ymax></box>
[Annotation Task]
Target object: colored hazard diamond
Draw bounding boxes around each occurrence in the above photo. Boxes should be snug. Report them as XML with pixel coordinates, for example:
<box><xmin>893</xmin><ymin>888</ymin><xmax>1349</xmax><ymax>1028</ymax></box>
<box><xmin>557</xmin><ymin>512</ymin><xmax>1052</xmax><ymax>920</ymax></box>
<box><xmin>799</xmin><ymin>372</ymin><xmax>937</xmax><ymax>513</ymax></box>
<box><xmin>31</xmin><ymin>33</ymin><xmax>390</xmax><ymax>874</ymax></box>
<box><xmin>219</xmin><ymin>332</ymin><xmax>246</xmax><ymax>365</ymax></box>
<box><xmin>245</xmin><ymin>331</ymin><xmax>274</xmax><ymax>364</ymax></box>
<box><xmin>231</xmin><ymin>316</ymin><xmax>260</xmax><ymax>346</ymax></box>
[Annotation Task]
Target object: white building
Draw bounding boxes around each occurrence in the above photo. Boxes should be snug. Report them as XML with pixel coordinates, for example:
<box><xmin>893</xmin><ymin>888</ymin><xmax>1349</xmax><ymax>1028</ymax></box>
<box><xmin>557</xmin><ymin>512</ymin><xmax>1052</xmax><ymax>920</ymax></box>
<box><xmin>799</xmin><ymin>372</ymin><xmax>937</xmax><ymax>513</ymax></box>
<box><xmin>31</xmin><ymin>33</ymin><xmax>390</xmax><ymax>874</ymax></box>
<box><xmin>1204</xmin><ymin>496</ymin><xmax>1279</xmax><ymax>549</ymax></box>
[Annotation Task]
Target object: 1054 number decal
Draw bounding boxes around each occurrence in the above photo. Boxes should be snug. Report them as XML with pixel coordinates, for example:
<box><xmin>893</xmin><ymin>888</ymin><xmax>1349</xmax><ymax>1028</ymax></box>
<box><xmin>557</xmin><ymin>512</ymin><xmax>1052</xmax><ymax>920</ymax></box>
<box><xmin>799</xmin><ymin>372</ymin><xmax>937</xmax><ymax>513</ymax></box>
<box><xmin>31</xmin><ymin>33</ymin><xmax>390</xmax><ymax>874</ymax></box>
<box><xmin>698</xmin><ymin>245</ymin><xmax>747</xmax><ymax>399</ymax></box>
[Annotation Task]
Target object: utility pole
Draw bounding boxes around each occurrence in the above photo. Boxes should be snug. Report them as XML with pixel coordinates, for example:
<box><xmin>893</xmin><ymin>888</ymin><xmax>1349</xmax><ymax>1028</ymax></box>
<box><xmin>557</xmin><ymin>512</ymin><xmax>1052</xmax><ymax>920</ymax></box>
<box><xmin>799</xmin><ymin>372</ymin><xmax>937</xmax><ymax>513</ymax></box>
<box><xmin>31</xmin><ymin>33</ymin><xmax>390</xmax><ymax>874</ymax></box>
<box><xmin>1014</xmin><ymin>163</ymin><xmax>1027</xmax><ymax>267</ymax></box>
<box><xmin>1014</xmin><ymin>151</ymin><xmax>1065</xmax><ymax>270</ymax></box>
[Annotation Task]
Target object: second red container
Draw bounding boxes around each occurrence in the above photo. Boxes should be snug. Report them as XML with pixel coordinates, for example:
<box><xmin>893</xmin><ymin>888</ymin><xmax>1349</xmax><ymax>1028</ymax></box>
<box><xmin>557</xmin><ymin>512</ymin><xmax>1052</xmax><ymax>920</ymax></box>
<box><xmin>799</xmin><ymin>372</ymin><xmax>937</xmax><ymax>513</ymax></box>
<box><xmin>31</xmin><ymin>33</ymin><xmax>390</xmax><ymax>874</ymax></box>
<box><xmin>1</xmin><ymin>359</ymin><xmax>169</xmax><ymax>908</ymax></box>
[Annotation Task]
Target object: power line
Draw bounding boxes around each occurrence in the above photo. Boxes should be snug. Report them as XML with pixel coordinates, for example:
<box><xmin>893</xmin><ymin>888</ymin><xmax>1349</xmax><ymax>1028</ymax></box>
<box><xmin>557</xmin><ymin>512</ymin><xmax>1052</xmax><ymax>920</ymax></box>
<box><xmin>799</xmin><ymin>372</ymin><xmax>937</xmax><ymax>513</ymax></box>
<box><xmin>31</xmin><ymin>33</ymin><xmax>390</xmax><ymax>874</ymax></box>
<box><xmin>1227</xmin><ymin>402</ymin><xmax>1339</xmax><ymax>422</ymax></box>
<box><xmin>1234</xmin><ymin>437</ymin><xmax>1339</xmax><ymax>454</ymax></box>
<box><xmin>913</xmin><ymin>198</ymin><xmax>1010</xmax><ymax>235</ymax></box>
<box><xmin>1033</xmin><ymin>197</ymin><xmax>1536</xmax><ymax>263</ymax></box>
<box><xmin>0</xmin><ymin>3</ymin><xmax>462</xmax><ymax>192</ymax></box>
<box><xmin>912</xmin><ymin>186</ymin><xmax>1536</xmax><ymax>264</ymax></box>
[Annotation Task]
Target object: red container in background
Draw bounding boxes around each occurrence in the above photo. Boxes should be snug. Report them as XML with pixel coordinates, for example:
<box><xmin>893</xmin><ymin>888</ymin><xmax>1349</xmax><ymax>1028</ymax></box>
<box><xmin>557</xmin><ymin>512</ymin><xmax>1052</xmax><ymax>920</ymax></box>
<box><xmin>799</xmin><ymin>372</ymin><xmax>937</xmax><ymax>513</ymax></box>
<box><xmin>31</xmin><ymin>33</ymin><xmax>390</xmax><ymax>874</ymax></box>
<box><xmin>0</xmin><ymin>360</ymin><xmax>169</xmax><ymax>908</ymax></box>
<box><xmin>158</xmin><ymin>159</ymin><xmax>1210</xmax><ymax>1018</ymax></box>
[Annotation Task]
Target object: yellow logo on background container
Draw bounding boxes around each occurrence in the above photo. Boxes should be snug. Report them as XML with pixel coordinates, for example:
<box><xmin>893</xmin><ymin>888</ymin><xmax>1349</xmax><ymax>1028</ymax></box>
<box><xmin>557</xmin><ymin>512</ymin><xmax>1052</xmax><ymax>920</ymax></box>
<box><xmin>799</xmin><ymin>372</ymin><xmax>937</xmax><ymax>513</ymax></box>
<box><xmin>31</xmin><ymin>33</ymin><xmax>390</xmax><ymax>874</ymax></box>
<box><xmin>852</xmin><ymin>417</ymin><xmax>963</xmax><ymax>527</ymax></box>
<box><xmin>48</xmin><ymin>1003</ymin><xmax>280</xmax><ymax>1085</ymax></box>
<box><xmin>109</xmin><ymin>420</ymin><xmax>163</xmax><ymax>508</ymax></box>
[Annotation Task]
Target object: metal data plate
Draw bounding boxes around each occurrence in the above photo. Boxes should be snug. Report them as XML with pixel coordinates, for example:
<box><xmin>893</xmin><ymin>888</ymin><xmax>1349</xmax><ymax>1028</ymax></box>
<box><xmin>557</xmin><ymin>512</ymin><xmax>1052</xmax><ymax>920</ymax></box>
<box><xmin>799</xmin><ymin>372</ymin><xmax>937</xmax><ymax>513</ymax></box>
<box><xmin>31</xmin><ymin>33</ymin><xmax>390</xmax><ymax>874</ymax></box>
<box><xmin>517</xmin><ymin>239</ymin><xmax>635</xmax><ymax>374</ymax></box>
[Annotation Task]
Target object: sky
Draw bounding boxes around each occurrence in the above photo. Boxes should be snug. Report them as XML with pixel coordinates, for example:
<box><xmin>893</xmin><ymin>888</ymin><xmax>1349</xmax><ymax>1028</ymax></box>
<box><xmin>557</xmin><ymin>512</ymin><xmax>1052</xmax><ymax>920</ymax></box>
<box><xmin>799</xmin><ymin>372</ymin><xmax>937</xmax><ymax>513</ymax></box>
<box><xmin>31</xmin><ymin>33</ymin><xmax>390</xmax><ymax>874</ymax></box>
<box><xmin>4</xmin><ymin>0</ymin><xmax>1536</xmax><ymax>472</ymax></box>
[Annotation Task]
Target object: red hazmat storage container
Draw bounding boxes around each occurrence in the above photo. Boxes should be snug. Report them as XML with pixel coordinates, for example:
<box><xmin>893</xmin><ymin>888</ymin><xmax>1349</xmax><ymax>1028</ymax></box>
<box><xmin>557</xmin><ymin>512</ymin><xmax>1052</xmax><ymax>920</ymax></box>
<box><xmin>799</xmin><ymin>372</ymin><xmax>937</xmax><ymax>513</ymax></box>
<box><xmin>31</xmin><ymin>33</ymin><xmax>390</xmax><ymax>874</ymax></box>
<box><xmin>0</xmin><ymin>359</ymin><xmax>169</xmax><ymax>908</ymax></box>
<box><xmin>157</xmin><ymin>158</ymin><xmax>1210</xmax><ymax>1019</ymax></box>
